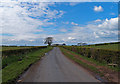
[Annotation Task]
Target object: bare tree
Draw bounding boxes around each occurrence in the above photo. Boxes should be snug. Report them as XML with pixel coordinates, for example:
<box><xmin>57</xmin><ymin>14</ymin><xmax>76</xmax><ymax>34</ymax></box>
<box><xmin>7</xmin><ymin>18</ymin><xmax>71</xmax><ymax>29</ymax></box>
<box><xmin>44</xmin><ymin>37</ymin><xmax>53</xmax><ymax>46</ymax></box>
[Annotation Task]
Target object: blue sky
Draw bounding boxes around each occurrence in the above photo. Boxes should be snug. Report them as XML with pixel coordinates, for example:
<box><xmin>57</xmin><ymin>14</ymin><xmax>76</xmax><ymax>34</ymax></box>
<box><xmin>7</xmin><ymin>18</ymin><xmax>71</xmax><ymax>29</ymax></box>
<box><xmin>0</xmin><ymin>1</ymin><xmax>118</xmax><ymax>46</ymax></box>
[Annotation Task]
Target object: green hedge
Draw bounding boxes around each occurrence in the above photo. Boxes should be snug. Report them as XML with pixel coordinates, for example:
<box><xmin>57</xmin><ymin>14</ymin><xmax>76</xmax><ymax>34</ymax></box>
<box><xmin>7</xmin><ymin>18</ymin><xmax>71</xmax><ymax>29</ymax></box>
<box><xmin>2</xmin><ymin>46</ymin><xmax>47</xmax><ymax>57</ymax></box>
<box><xmin>62</xmin><ymin>46</ymin><xmax>120</xmax><ymax>66</ymax></box>
<box><xmin>2</xmin><ymin>46</ymin><xmax>47</xmax><ymax>68</ymax></box>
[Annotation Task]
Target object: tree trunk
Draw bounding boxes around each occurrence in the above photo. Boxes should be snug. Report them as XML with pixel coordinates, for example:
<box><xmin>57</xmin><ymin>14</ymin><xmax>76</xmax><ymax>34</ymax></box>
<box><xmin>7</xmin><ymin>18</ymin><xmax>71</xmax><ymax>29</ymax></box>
<box><xmin>48</xmin><ymin>43</ymin><xmax>51</xmax><ymax>46</ymax></box>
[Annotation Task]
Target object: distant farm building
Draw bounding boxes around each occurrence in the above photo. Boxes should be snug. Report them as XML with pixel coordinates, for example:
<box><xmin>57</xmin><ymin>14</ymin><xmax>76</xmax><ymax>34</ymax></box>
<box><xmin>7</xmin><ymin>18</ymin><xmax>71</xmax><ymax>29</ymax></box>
<box><xmin>77</xmin><ymin>43</ymin><xmax>87</xmax><ymax>46</ymax></box>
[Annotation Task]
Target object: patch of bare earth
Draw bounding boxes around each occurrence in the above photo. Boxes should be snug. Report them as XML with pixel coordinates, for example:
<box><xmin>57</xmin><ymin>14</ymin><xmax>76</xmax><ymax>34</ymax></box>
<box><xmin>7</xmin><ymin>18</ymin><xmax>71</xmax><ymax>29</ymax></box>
<box><xmin>63</xmin><ymin>49</ymin><xmax>119</xmax><ymax>82</ymax></box>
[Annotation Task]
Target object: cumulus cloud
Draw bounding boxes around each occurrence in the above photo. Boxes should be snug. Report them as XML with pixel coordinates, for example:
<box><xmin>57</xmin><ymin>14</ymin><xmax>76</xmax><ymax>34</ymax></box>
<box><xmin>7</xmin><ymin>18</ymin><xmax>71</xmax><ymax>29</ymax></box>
<box><xmin>94</xmin><ymin>19</ymin><xmax>102</xmax><ymax>22</ymax></box>
<box><xmin>68</xmin><ymin>37</ymin><xmax>75</xmax><ymax>40</ymax></box>
<box><xmin>1</xmin><ymin>1</ymin><xmax>64</xmax><ymax>42</ymax></box>
<box><xmin>2</xmin><ymin>17</ymin><xmax>118</xmax><ymax>45</ymax></box>
<box><xmin>53</xmin><ymin>17</ymin><xmax>118</xmax><ymax>44</ymax></box>
<box><xmin>94</xmin><ymin>6</ymin><xmax>103</xmax><ymax>12</ymax></box>
<box><xmin>62</xmin><ymin>21</ymin><xmax>69</xmax><ymax>24</ymax></box>
<box><xmin>71</xmin><ymin>22</ymin><xmax>78</xmax><ymax>26</ymax></box>
<box><xmin>93</xmin><ymin>32</ymin><xmax>99</xmax><ymax>38</ymax></box>
<box><xmin>97</xmin><ymin>18</ymin><xmax>118</xmax><ymax>29</ymax></box>
<box><xmin>1</xmin><ymin>0</ymin><xmax>119</xmax><ymax>2</ymax></box>
<box><xmin>59</xmin><ymin>29</ymin><xmax>67</xmax><ymax>32</ymax></box>
<box><xmin>69</xmin><ymin>2</ymin><xmax>80</xmax><ymax>6</ymax></box>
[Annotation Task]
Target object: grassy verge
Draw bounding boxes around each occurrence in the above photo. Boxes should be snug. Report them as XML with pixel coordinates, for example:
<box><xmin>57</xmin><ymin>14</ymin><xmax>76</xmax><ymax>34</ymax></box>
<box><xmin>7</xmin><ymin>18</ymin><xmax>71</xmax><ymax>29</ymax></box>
<box><xmin>2</xmin><ymin>53</ymin><xmax>26</xmax><ymax>69</ymax></box>
<box><xmin>60</xmin><ymin>47</ymin><xmax>102</xmax><ymax>75</ymax></box>
<box><xmin>2</xmin><ymin>47</ymin><xmax>46</xmax><ymax>69</ymax></box>
<box><xmin>61</xmin><ymin>47</ymin><xmax>119</xmax><ymax>71</ymax></box>
<box><xmin>2</xmin><ymin>47</ymin><xmax>53</xmax><ymax>83</ymax></box>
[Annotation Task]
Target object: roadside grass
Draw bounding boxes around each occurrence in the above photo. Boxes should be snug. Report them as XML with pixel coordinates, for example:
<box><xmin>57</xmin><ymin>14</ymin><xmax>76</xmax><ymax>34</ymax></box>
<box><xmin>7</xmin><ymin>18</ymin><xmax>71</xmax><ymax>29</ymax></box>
<box><xmin>2</xmin><ymin>47</ymin><xmax>53</xmax><ymax>83</ymax></box>
<box><xmin>60</xmin><ymin>47</ymin><xmax>119</xmax><ymax>71</ymax></box>
<box><xmin>2</xmin><ymin>54</ymin><xmax>25</xmax><ymax>69</ymax></box>
<box><xmin>2</xmin><ymin>46</ymin><xmax>47</xmax><ymax>68</ymax></box>
<box><xmin>60</xmin><ymin>47</ymin><xmax>103</xmax><ymax>75</ymax></box>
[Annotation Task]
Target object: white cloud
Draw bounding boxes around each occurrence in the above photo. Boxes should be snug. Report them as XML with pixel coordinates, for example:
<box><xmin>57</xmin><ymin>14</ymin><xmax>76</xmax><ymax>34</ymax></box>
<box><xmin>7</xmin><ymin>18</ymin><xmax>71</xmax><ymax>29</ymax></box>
<box><xmin>1</xmin><ymin>0</ymin><xmax>119</xmax><ymax>2</ymax></box>
<box><xmin>1</xmin><ymin>1</ymin><xmax>64</xmax><ymax>42</ymax></box>
<box><xmin>62</xmin><ymin>21</ymin><xmax>69</xmax><ymax>24</ymax></box>
<box><xmin>69</xmin><ymin>2</ymin><xmax>80</xmax><ymax>6</ymax></box>
<box><xmin>53</xmin><ymin>17</ymin><xmax>118</xmax><ymax>44</ymax></box>
<box><xmin>29</xmin><ymin>39</ymin><xmax>35</xmax><ymax>42</ymax></box>
<box><xmin>71</xmin><ymin>22</ymin><xmax>78</xmax><ymax>26</ymax></box>
<box><xmin>68</xmin><ymin>37</ymin><xmax>75</xmax><ymax>40</ymax></box>
<box><xmin>94</xmin><ymin>6</ymin><xmax>103</xmax><ymax>12</ymax></box>
<box><xmin>97</xmin><ymin>17</ymin><xmax>118</xmax><ymax>29</ymax></box>
<box><xmin>59</xmin><ymin>29</ymin><xmax>67</xmax><ymax>32</ymax></box>
<box><xmin>2</xmin><ymin>16</ymin><xmax>118</xmax><ymax>45</ymax></box>
<box><xmin>93</xmin><ymin>32</ymin><xmax>99</xmax><ymax>38</ymax></box>
<box><xmin>94</xmin><ymin>19</ymin><xmax>102</xmax><ymax>22</ymax></box>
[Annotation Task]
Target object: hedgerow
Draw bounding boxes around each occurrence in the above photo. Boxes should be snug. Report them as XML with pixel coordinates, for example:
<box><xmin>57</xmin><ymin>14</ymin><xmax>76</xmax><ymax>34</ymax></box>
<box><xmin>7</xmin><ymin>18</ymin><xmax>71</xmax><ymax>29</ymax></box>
<box><xmin>2</xmin><ymin>46</ymin><xmax>47</xmax><ymax>68</ymax></box>
<box><xmin>62</xmin><ymin>46</ymin><xmax>120</xmax><ymax>66</ymax></box>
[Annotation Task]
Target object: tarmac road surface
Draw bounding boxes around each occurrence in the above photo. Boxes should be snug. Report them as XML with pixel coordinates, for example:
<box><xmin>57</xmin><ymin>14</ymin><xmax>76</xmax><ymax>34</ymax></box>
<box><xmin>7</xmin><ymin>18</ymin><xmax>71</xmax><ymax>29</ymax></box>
<box><xmin>19</xmin><ymin>47</ymin><xmax>100</xmax><ymax>82</ymax></box>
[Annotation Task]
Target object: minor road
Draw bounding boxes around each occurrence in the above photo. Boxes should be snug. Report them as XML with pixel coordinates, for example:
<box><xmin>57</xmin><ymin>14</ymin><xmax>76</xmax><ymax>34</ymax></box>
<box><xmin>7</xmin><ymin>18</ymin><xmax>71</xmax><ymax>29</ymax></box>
<box><xmin>19</xmin><ymin>47</ymin><xmax>100</xmax><ymax>82</ymax></box>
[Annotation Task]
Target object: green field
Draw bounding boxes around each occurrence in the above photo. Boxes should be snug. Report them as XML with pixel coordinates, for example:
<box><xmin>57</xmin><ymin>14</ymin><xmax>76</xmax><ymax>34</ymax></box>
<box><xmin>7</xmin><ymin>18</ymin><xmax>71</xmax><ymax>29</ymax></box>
<box><xmin>81</xmin><ymin>43</ymin><xmax>119</xmax><ymax>51</ymax></box>
<box><xmin>1</xmin><ymin>46</ymin><xmax>41</xmax><ymax>51</ymax></box>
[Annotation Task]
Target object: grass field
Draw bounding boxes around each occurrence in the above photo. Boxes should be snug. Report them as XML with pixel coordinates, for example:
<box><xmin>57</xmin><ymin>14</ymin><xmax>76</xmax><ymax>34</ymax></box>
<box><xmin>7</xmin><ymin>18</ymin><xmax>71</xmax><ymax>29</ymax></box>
<box><xmin>1</xmin><ymin>46</ymin><xmax>42</xmax><ymax>51</ymax></box>
<box><xmin>81</xmin><ymin>43</ymin><xmax>119</xmax><ymax>51</ymax></box>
